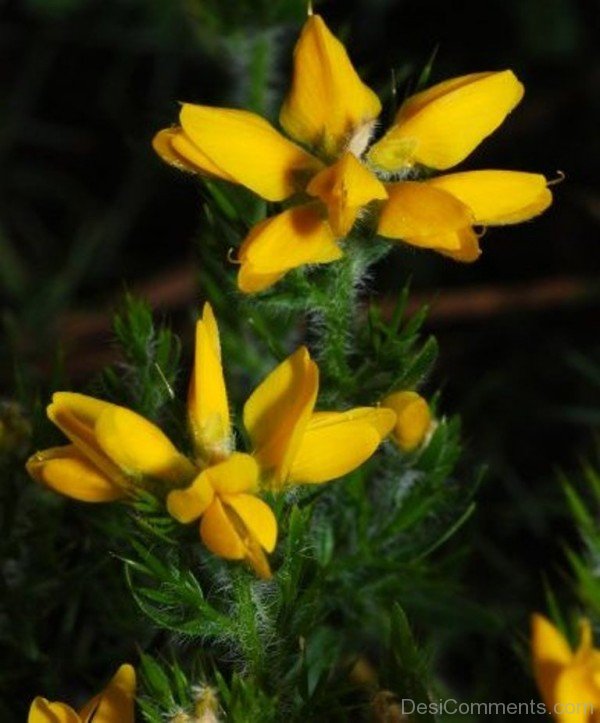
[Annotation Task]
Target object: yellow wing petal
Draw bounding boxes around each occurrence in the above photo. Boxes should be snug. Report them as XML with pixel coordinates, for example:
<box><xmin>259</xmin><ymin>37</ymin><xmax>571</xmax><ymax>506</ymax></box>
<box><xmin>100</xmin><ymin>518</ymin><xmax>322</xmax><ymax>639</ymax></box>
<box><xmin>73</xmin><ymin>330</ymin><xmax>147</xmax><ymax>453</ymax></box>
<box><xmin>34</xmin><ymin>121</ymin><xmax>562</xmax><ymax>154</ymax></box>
<box><xmin>237</xmin><ymin>206</ymin><xmax>342</xmax><ymax>293</ymax></box>
<box><xmin>287</xmin><ymin>409</ymin><xmax>386</xmax><ymax>485</ymax></box>
<box><xmin>301</xmin><ymin>407</ymin><xmax>396</xmax><ymax>438</ymax></box>
<box><xmin>222</xmin><ymin>493</ymin><xmax>277</xmax><ymax>553</ymax></box>
<box><xmin>28</xmin><ymin>698</ymin><xmax>80</xmax><ymax>723</ymax></box>
<box><xmin>50</xmin><ymin>391</ymin><xmax>114</xmax><ymax>425</ymax></box>
<box><xmin>307</xmin><ymin>152</ymin><xmax>387</xmax><ymax>236</ymax></box>
<box><xmin>95</xmin><ymin>406</ymin><xmax>194</xmax><ymax>484</ymax></box>
<box><xmin>205</xmin><ymin>452</ymin><xmax>259</xmax><ymax>496</ymax></box>
<box><xmin>280</xmin><ymin>14</ymin><xmax>381</xmax><ymax>158</ymax></box>
<box><xmin>239</xmin><ymin>205</ymin><xmax>343</xmax><ymax>273</ymax></box>
<box><xmin>166</xmin><ymin>471</ymin><xmax>215</xmax><ymax>524</ymax></box>
<box><xmin>188</xmin><ymin>303</ymin><xmax>232</xmax><ymax>461</ymax></box>
<box><xmin>153</xmin><ymin>127</ymin><xmax>235</xmax><ymax>180</ymax></box>
<box><xmin>200</xmin><ymin>498</ymin><xmax>246</xmax><ymax>560</ymax></box>
<box><xmin>179</xmin><ymin>104</ymin><xmax>320</xmax><ymax>201</ymax></box>
<box><xmin>531</xmin><ymin>614</ymin><xmax>574</xmax><ymax>713</ymax></box>
<box><xmin>433</xmin><ymin>227</ymin><xmax>482</xmax><ymax>263</ymax></box>
<box><xmin>79</xmin><ymin>664</ymin><xmax>136</xmax><ymax>723</ymax></box>
<box><xmin>237</xmin><ymin>265</ymin><xmax>287</xmax><ymax>295</ymax></box>
<box><xmin>378</xmin><ymin>182</ymin><xmax>474</xmax><ymax>249</ymax></box>
<box><xmin>382</xmin><ymin>391</ymin><xmax>431</xmax><ymax>452</ymax></box>
<box><xmin>244</xmin><ymin>347</ymin><xmax>319</xmax><ymax>488</ymax></box>
<box><xmin>47</xmin><ymin>394</ymin><xmax>125</xmax><ymax>486</ymax></box>
<box><xmin>26</xmin><ymin>445</ymin><xmax>125</xmax><ymax>502</ymax></box>
<box><xmin>428</xmin><ymin>170</ymin><xmax>552</xmax><ymax>225</ymax></box>
<box><xmin>368</xmin><ymin>70</ymin><xmax>524</xmax><ymax>171</ymax></box>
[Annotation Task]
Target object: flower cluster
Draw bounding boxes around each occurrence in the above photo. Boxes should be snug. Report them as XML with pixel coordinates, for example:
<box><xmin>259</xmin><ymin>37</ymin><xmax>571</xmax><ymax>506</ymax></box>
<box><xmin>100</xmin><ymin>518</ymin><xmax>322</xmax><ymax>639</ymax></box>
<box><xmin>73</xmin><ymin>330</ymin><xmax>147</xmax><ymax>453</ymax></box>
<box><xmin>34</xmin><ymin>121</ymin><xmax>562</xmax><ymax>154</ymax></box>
<box><xmin>26</xmin><ymin>304</ymin><xmax>429</xmax><ymax>579</ymax></box>
<box><xmin>154</xmin><ymin>13</ymin><xmax>552</xmax><ymax>293</ymax></box>
<box><xmin>24</xmin><ymin>9</ymin><xmax>556</xmax><ymax>719</ymax></box>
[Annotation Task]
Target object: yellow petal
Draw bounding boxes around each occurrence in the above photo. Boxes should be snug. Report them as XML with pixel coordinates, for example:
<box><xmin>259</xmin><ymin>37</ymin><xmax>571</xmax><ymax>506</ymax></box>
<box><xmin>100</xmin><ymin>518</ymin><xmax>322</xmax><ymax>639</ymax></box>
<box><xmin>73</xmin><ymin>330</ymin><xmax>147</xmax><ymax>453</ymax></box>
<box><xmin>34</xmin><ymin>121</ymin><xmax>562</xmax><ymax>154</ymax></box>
<box><xmin>237</xmin><ymin>206</ymin><xmax>342</xmax><ymax>293</ymax></box>
<box><xmin>244</xmin><ymin>347</ymin><xmax>319</xmax><ymax>487</ymax></box>
<box><xmin>26</xmin><ymin>445</ymin><xmax>125</xmax><ymax>502</ymax></box>
<box><xmin>51</xmin><ymin>391</ymin><xmax>114</xmax><ymax>425</ymax></box>
<box><xmin>378</xmin><ymin>182</ymin><xmax>474</xmax><ymax>249</ymax></box>
<box><xmin>188</xmin><ymin>303</ymin><xmax>232</xmax><ymax>460</ymax></box>
<box><xmin>243</xmin><ymin>541</ymin><xmax>273</xmax><ymax>581</ymax></box>
<box><xmin>382</xmin><ymin>392</ymin><xmax>431</xmax><ymax>452</ymax></box>
<box><xmin>205</xmin><ymin>452</ymin><xmax>259</xmax><ymax>495</ymax></box>
<box><xmin>166</xmin><ymin>471</ymin><xmax>214</xmax><ymax>524</ymax></box>
<box><xmin>553</xmin><ymin>665</ymin><xmax>600</xmax><ymax>723</ymax></box>
<box><xmin>305</xmin><ymin>407</ymin><xmax>396</xmax><ymax>438</ymax></box>
<box><xmin>237</xmin><ymin>265</ymin><xmax>287</xmax><ymax>295</ymax></box>
<box><xmin>28</xmin><ymin>698</ymin><xmax>80</xmax><ymax>723</ymax></box>
<box><xmin>79</xmin><ymin>664</ymin><xmax>136</xmax><ymax>723</ymax></box>
<box><xmin>179</xmin><ymin>104</ymin><xmax>320</xmax><ymax>201</ymax></box>
<box><xmin>239</xmin><ymin>205</ymin><xmax>342</xmax><ymax>272</ymax></box>
<box><xmin>306</xmin><ymin>152</ymin><xmax>388</xmax><ymax>236</ymax></box>
<box><xmin>47</xmin><ymin>393</ymin><xmax>125</xmax><ymax>485</ymax></box>
<box><xmin>433</xmin><ymin>227</ymin><xmax>482</xmax><ymax>263</ymax></box>
<box><xmin>287</xmin><ymin>407</ymin><xmax>392</xmax><ymax>484</ymax></box>
<box><xmin>200</xmin><ymin>498</ymin><xmax>245</xmax><ymax>560</ymax></box>
<box><xmin>280</xmin><ymin>14</ymin><xmax>381</xmax><ymax>158</ymax></box>
<box><xmin>153</xmin><ymin>127</ymin><xmax>236</xmax><ymax>181</ymax></box>
<box><xmin>95</xmin><ymin>406</ymin><xmax>194</xmax><ymax>484</ymax></box>
<box><xmin>531</xmin><ymin>614</ymin><xmax>574</xmax><ymax>712</ymax></box>
<box><xmin>428</xmin><ymin>170</ymin><xmax>552</xmax><ymax>225</ymax></box>
<box><xmin>222</xmin><ymin>493</ymin><xmax>277</xmax><ymax>553</ymax></box>
<box><xmin>368</xmin><ymin>70</ymin><xmax>524</xmax><ymax>171</ymax></box>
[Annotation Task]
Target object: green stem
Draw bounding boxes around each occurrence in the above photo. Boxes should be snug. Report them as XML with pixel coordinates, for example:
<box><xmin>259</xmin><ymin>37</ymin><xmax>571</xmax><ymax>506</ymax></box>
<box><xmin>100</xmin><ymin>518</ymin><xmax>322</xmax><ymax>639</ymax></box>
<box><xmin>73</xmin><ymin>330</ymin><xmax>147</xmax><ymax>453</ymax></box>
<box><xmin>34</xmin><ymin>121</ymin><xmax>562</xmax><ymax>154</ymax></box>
<box><xmin>313</xmin><ymin>242</ymin><xmax>376</xmax><ymax>401</ymax></box>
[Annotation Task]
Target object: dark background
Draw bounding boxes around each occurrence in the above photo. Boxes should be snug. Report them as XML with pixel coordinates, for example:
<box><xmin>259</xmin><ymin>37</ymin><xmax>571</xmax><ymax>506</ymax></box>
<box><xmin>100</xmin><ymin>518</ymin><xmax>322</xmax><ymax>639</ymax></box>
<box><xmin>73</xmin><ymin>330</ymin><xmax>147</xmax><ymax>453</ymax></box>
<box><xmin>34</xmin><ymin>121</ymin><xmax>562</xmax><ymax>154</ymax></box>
<box><xmin>1</xmin><ymin>0</ymin><xmax>599</xmax><ymax>712</ymax></box>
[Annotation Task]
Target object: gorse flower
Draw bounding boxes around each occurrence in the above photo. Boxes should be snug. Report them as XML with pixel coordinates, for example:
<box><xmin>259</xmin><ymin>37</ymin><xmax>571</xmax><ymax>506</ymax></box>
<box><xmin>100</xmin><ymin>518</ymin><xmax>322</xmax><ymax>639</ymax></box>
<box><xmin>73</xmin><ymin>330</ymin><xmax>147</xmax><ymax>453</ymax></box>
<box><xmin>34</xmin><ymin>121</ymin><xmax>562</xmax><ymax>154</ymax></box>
<box><xmin>243</xmin><ymin>346</ymin><xmax>396</xmax><ymax>489</ymax></box>
<box><xmin>167</xmin><ymin>452</ymin><xmax>275</xmax><ymax>580</ymax></box>
<box><xmin>26</xmin><ymin>304</ymin><xmax>394</xmax><ymax>577</ymax></box>
<box><xmin>26</xmin><ymin>393</ymin><xmax>196</xmax><ymax>502</ymax></box>
<box><xmin>532</xmin><ymin>613</ymin><xmax>600</xmax><ymax>721</ymax></box>
<box><xmin>28</xmin><ymin>663</ymin><xmax>136</xmax><ymax>723</ymax></box>
<box><xmin>168</xmin><ymin>304</ymin><xmax>395</xmax><ymax>576</ymax></box>
<box><xmin>154</xmin><ymin>12</ymin><xmax>552</xmax><ymax>292</ymax></box>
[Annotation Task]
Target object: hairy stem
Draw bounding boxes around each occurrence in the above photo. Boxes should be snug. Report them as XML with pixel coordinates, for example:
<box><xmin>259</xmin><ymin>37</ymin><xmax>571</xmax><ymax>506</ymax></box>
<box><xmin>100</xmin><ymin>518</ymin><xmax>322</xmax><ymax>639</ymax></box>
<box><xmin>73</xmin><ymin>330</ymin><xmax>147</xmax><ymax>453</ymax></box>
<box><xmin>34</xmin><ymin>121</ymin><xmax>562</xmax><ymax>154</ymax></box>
<box><xmin>314</xmin><ymin>254</ymin><xmax>357</xmax><ymax>396</ymax></box>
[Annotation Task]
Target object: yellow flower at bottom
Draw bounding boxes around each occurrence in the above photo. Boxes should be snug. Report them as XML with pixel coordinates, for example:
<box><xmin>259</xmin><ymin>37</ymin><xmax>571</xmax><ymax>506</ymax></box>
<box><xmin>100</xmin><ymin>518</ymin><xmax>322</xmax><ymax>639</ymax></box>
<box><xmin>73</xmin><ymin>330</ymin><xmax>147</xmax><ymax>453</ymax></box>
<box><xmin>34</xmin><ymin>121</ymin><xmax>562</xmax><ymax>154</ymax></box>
<box><xmin>382</xmin><ymin>391</ymin><xmax>431</xmax><ymax>452</ymax></box>
<box><xmin>28</xmin><ymin>664</ymin><xmax>136</xmax><ymax>723</ymax></box>
<box><xmin>167</xmin><ymin>453</ymin><xmax>277</xmax><ymax>580</ymax></box>
<box><xmin>532</xmin><ymin>613</ymin><xmax>600</xmax><ymax>722</ymax></box>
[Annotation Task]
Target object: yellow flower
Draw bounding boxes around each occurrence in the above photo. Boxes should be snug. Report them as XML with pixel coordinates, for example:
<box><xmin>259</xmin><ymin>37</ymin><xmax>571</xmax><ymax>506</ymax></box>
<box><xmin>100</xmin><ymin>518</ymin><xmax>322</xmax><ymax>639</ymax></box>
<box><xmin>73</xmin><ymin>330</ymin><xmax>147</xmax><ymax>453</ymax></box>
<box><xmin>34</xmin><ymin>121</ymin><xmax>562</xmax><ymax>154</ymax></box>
<box><xmin>154</xmin><ymin>14</ymin><xmax>551</xmax><ymax>291</ymax></box>
<box><xmin>377</xmin><ymin>171</ymin><xmax>552</xmax><ymax>263</ymax></box>
<box><xmin>244</xmin><ymin>346</ymin><xmax>396</xmax><ymax>489</ymax></box>
<box><xmin>26</xmin><ymin>303</ymin><xmax>393</xmax><ymax>576</ymax></box>
<box><xmin>28</xmin><ymin>663</ymin><xmax>136</xmax><ymax>723</ymax></box>
<box><xmin>532</xmin><ymin>613</ymin><xmax>600</xmax><ymax>721</ymax></box>
<box><xmin>25</xmin><ymin>304</ymin><xmax>276</xmax><ymax>578</ymax></box>
<box><xmin>381</xmin><ymin>391</ymin><xmax>431</xmax><ymax>452</ymax></box>
<box><xmin>186</xmin><ymin>304</ymin><xmax>396</xmax><ymax>491</ymax></box>
<box><xmin>168</xmin><ymin>303</ymin><xmax>395</xmax><ymax>575</ymax></box>
<box><xmin>153</xmin><ymin>14</ymin><xmax>384</xmax><ymax>293</ymax></box>
<box><xmin>26</xmin><ymin>392</ymin><xmax>195</xmax><ymax>502</ymax></box>
<box><xmin>167</xmin><ymin>452</ymin><xmax>275</xmax><ymax>579</ymax></box>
